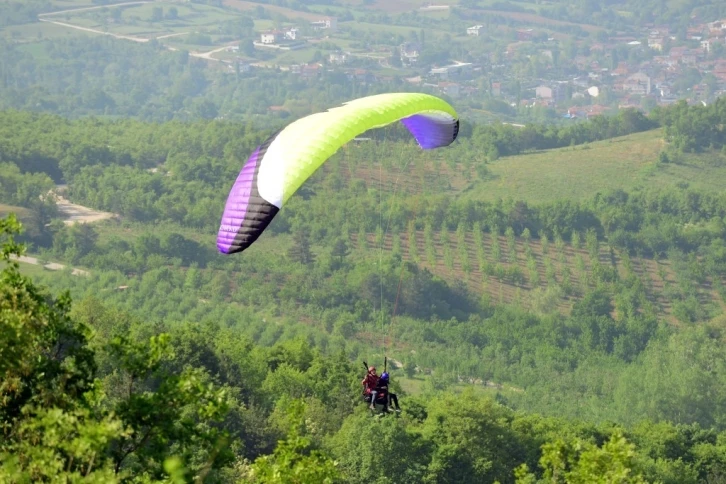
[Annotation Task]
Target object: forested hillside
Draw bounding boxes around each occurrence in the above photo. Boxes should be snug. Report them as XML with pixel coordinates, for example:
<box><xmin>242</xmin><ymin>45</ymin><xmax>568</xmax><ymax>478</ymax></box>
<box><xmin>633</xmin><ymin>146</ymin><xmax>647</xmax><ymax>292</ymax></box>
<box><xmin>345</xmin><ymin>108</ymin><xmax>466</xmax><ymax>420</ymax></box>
<box><xmin>5</xmin><ymin>213</ymin><xmax>726</xmax><ymax>483</ymax></box>
<box><xmin>3</xmin><ymin>0</ymin><xmax>726</xmax><ymax>479</ymax></box>
<box><xmin>2</xmin><ymin>93</ymin><xmax>726</xmax><ymax>481</ymax></box>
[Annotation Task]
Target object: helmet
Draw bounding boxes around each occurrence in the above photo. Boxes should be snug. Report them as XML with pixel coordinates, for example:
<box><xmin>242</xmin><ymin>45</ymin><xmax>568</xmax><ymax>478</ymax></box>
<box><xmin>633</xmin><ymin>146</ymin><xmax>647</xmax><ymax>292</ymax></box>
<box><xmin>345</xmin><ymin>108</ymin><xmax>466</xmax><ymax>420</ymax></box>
<box><xmin>368</xmin><ymin>366</ymin><xmax>376</xmax><ymax>373</ymax></box>
<box><xmin>380</xmin><ymin>372</ymin><xmax>389</xmax><ymax>381</ymax></box>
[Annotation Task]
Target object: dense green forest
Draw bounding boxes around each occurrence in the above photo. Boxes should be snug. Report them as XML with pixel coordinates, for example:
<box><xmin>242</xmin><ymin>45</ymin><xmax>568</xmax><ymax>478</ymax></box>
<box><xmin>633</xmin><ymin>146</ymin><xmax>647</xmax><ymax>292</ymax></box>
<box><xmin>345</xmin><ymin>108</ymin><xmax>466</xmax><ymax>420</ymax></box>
<box><xmin>3</xmin><ymin>0</ymin><xmax>726</xmax><ymax>480</ymax></box>
<box><xmin>1</xmin><ymin>96</ymin><xmax>726</xmax><ymax>414</ymax></box>
<box><xmin>0</xmin><ymin>35</ymin><xmax>403</xmax><ymax>121</ymax></box>
<box><xmin>2</xmin><ymin>73</ymin><xmax>726</xmax><ymax>481</ymax></box>
<box><xmin>5</xmin><ymin>214</ymin><xmax>726</xmax><ymax>483</ymax></box>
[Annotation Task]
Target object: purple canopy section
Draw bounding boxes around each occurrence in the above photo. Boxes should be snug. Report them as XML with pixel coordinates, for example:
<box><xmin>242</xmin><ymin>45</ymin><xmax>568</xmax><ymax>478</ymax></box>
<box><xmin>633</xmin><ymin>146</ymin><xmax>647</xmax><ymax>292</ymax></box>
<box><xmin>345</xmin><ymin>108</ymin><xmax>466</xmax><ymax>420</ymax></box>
<box><xmin>216</xmin><ymin>113</ymin><xmax>458</xmax><ymax>256</ymax></box>
<box><xmin>216</xmin><ymin>146</ymin><xmax>261</xmax><ymax>254</ymax></box>
<box><xmin>400</xmin><ymin>113</ymin><xmax>459</xmax><ymax>150</ymax></box>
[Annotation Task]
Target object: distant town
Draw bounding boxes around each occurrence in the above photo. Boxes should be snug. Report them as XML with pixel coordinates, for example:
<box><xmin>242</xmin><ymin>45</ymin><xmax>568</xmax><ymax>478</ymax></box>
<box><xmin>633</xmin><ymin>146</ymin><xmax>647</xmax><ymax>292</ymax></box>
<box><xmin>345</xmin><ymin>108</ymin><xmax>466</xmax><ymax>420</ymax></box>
<box><xmin>228</xmin><ymin>11</ymin><xmax>726</xmax><ymax>119</ymax></box>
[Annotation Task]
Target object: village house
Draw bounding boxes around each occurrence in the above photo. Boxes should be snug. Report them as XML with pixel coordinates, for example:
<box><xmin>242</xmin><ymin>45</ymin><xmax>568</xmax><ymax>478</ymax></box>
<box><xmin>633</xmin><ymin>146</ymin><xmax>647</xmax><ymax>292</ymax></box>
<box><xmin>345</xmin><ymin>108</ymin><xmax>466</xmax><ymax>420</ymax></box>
<box><xmin>566</xmin><ymin>107</ymin><xmax>586</xmax><ymax>118</ymax></box>
<box><xmin>612</xmin><ymin>61</ymin><xmax>631</xmax><ymax>77</ymax></box>
<box><xmin>291</xmin><ymin>63</ymin><xmax>322</xmax><ymax>78</ymax></box>
<box><xmin>532</xmin><ymin>98</ymin><xmax>553</xmax><ymax>108</ymax></box>
<box><xmin>346</xmin><ymin>69</ymin><xmax>376</xmax><ymax>84</ymax></box>
<box><xmin>535</xmin><ymin>85</ymin><xmax>553</xmax><ymax>99</ymax></box>
<box><xmin>437</xmin><ymin>82</ymin><xmax>460</xmax><ymax>98</ymax></box>
<box><xmin>535</xmin><ymin>84</ymin><xmax>566</xmax><ymax>103</ymax></box>
<box><xmin>648</xmin><ymin>37</ymin><xmax>665</xmax><ymax>51</ymax></box>
<box><xmin>329</xmin><ymin>52</ymin><xmax>348</xmax><ymax>65</ymax></box>
<box><xmin>491</xmin><ymin>82</ymin><xmax>501</xmax><ymax>96</ymax></box>
<box><xmin>647</xmin><ymin>28</ymin><xmax>669</xmax><ymax>51</ymax></box>
<box><xmin>260</xmin><ymin>31</ymin><xmax>281</xmax><ymax>44</ymax></box>
<box><xmin>467</xmin><ymin>25</ymin><xmax>484</xmax><ymax>36</ymax></box>
<box><xmin>584</xmin><ymin>104</ymin><xmax>610</xmax><ymax>118</ymax></box>
<box><xmin>681</xmin><ymin>51</ymin><xmax>699</xmax><ymax>65</ymax></box>
<box><xmin>311</xmin><ymin>17</ymin><xmax>337</xmax><ymax>31</ymax></box>
<box><xmin>399</xmin><ymin>42</ymin><xmax>421</xmax><ymax>65</ymax></box>
<box><xmin>227</xmin><ymin>59</ymin><xmax>251</xmax><ymax>74</ymax></box>
<box><xmin>688</xmin><ymin>26</ymin><xmax>705</xmax><ymax>40</ymax></box>
<box><xmin>623</xmin><ymin>72</ymin><xmax>652</xmax><ymax>95</ymax></box>
<box><xmin>516</xmin><ymin>29</ymin><xmax>533</xmax><ymax>41</ymax></box>
<box><xmin>708</xmin><ymin>19</ymin><xmax>726</xmax><ymax>37</ymax></box>
<box><xmin>285</xmin><ymin>28</ymin><xmax>298</xmax><ymax>41</ymax></box>
<box><xmin>669</xmin><ymin>45</ymin><xmax>688</xmax><ymax>61</ymax></box>
<box><xmin>713</xmin><ymin>61</ymin><xmax>726</xmax><ymax>83</ymax></box>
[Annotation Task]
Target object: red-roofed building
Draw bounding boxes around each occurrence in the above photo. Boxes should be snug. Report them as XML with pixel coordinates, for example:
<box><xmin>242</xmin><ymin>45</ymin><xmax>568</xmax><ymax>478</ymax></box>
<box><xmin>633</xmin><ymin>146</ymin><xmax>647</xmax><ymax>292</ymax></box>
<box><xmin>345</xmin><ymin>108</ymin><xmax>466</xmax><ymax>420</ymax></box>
<box><xmin>585</xmin><ymin>104</ymin><xmax>610</xmax><ymax>118</ymax></box>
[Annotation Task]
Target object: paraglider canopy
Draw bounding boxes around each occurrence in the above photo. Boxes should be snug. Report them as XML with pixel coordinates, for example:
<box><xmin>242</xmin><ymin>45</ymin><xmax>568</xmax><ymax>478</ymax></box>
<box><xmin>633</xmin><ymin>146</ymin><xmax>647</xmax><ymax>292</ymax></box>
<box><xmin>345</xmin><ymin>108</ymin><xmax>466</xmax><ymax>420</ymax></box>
<box><xmin>217</xmin><ymin>93</ymin><xmax>459</xmax><ymax>255</ymax></box>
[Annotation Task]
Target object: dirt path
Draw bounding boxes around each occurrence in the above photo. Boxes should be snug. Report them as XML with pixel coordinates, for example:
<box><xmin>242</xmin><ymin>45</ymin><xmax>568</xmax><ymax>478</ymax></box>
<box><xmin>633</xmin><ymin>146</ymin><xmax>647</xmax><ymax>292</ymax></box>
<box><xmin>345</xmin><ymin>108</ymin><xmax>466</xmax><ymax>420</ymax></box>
<box><xmin>190</xmin><ymin>45</ymin><xmax>229</xmax><ymax>60</ymax></box>
<box><xmin>156</xmin><ymin>31</ymin><xmax>191</xmax><ymax>40</ymax></box>
<box><xmin>51</xmin><ymin>186</ymin><xmax>117</xmax><ymax>225</ymax></box>
<box><xmin>38</xmin><ymin>18</ymin><xmax>228</xmax><ymax>61</ymax></box>
<box><xmin>38</xmin><ymin>18</ymin><xmax>150</xmax><ymax>42</ymax></box>
<box><xmin>10</xmin><ymin>255</ymin><xmax>90</xmax><ymax>276</ymax></box>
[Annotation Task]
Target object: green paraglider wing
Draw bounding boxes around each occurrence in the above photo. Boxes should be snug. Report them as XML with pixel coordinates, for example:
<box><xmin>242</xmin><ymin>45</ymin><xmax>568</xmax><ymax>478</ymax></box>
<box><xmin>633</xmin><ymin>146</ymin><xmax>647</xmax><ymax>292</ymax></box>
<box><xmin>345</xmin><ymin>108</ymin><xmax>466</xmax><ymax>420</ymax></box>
<box><xmin>217</xmin><ymin>93</ymin><xmax>459</xmax><ymax>255</ymax></box>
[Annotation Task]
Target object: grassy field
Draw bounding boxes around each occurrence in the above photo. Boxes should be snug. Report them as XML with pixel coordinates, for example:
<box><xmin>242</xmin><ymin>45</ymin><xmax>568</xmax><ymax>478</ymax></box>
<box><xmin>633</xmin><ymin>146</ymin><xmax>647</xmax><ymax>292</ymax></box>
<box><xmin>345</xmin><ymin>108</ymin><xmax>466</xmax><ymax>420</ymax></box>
<box><xmin>39</xmin><ymin>2</ymin><xmax>238</xmax><ymax>41</ymax></box>
<box><xmin>471</xmin><ymin>6</ymin><xmax>605</xmax><ymax>33</ymax></box>
<box><xmin>47</xmin><ymin>0</ymin><xmax>98</xmax><ymax>8</ymax></box>
<box><xmin>332</xmin><ymin>0</ymin><xmax>459</xmax><ymax>14</ymax></box>
<box><xmin>464</xmin><ymin>129</ymin><xmax>726</xmax><ymax>204</ymax></box>
<box><xmin>223</xmin><ymin>0</ymin><xmax>326</xmax><ymax>21</ymax></box>
<box><xmin>1</xmin><ymin>21</ymin><xmax>91</xmax><ymax>42</ymax></box>
<box><xmin>1</xmin><ymin>260</ymin><xmax>47</xmax><ymax>278</ymax></box>
<box><xmin>322</xmin><ymin>128</ymin><xmax>724</xmax><ymax>204</ymax></box>
<box><xmin>272</xmin><ymin>48</ymin><xmax>318</xmax><ymax>64</ymax></box>
<box><xmin>466</xmin><ymin>130</ymin><xmax>663</xmax><ymax>203</ymax></box>
<box><xmin>341</xmin><ymin>20</ymin><xmax>456</xmax><ymax>40</ymax></box>
<box><xmin>117</xmin><ymin>2</ymin><xmax>232</xmax><ymax>26</ymax></box>
<box><xmin>0</xmin><ymin>204</ymin><xmax>30</xmax><ymax>220</ymax></box>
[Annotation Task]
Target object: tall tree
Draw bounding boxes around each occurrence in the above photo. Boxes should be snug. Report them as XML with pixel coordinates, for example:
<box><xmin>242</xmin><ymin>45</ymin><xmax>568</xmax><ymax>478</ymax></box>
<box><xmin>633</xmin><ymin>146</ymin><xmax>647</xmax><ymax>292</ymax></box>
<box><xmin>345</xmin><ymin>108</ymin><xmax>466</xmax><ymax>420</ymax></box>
<box><xmin>288</xmin><ymin>227</ymin><xmax>315</xmax><ymax>265</ymax></box>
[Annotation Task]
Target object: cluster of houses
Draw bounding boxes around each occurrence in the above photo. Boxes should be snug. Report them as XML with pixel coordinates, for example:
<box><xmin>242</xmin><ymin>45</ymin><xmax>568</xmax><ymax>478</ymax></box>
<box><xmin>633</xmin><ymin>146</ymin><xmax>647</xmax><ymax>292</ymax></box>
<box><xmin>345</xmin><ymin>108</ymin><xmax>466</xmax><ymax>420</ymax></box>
<box><xmin>461</xmin><ymin>17</ymin><xmax>726</xmax><ymax>113</ymax></box>
<box><xmin>235</xmin><ymin>13</ymin><xmax>726</xmax><ymax>117</ymax></box>
<box><xmin>253</xmin><ymin>17</ymin><xmax>337</xmax><ymax>50</ymax></box>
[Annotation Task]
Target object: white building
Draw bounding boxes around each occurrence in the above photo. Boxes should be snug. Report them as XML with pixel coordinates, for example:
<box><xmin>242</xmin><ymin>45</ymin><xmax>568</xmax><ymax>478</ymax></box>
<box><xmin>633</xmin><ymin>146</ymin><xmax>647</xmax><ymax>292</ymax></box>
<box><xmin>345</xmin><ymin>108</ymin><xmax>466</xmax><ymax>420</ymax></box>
<box><xmin>429</xmin><ymin>62</ymin><xmax>473</xmax><ymax>80</ymax></box>
<box><xmin>260</xmin><ymin>32</ymin><xmax>281</xmax><ymax>44</ymax></box>
<box><xmin>285</xmin><ymin>28</ymin><xmax>298</xmax><ymax>41</ymax></box>
<box><xmin>329</xmin><ymin>52</ymin><xmax>348</xmax><ymax>65</ymax></box>
<box><xmin>467</xmin><ymin>25</ymin><xmax>484</xmax><ymax>36</ymax></box>
<box><xmin>311</xmin><ymin>17</ymin><xmax>337</xmax><ymax>31</ymax></box>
